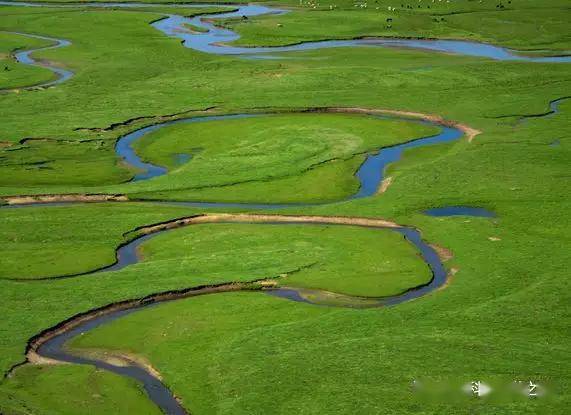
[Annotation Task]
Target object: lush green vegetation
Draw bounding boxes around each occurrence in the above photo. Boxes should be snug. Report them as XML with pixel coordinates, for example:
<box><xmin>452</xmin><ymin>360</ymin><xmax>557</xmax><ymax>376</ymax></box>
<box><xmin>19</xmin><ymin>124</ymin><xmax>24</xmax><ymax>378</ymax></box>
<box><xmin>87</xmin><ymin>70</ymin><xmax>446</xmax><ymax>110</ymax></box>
<box><xmin>0</xmin><ymin>203</ymin><xmax>191</xmax><ymax>279</ymax></box>
<box><xmin>0</xmin><ymin>203</ymin><xmax>431</xmax><ymax>413</ymax></box>
<box><xmin>0</xmin><ymin>365</ymin><xmax>161</xmax><ymax>415</ymax></box>
<box><xmin>0</xmin><ymin>202</ymin><xmax>428</xmax><ymax>362</ymax></box>
<box><xmin>0</xmin><ymin>138</ymin><xmax>132</xmax><ymax>186</ymax></box>
<box><xmin>71</xmin><ymin>283</ymin><xmax>568</xmax><ymax>414</ymax></box>
<box><xmin>0</xmin><ymin>204</ymin><xmax>429</xmax><ymax>294</ymax></box>
<box><xmin>0</xmin><ymin>112</ymin><xmax>437</xmax><ymax>201</ymax></box>
<box><xmin>0</xmin><ymin>0</ymin><xmax>570</xmax><ymax>414</ymax></box>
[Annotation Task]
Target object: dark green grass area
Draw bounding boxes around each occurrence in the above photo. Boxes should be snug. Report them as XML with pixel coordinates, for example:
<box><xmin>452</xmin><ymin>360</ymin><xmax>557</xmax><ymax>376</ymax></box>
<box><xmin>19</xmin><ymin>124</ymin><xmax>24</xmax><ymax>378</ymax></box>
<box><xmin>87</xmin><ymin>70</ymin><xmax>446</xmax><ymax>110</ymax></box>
<box><xmin>0</xmin><ymin>365</ymin><xmax>161</xmax><ymax>415</ymax></box>
<box><xmin>0</xmin><ymin>31</ymin><xmax>55</xmax><ymax>90</ymax></box>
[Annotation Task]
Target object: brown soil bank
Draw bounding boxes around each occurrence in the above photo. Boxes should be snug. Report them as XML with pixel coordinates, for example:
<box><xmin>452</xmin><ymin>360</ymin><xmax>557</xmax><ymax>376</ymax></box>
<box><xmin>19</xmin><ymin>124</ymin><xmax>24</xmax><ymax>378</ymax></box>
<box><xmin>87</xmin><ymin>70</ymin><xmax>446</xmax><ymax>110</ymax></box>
<box><xmin>320</xmin><ymin>107</ymin><xmax>481</xmax><ymax>142</ymax></box>
<box><xmin>2</xmin><ymin>194</ymin><xmax>128</xmax><ymax>205</ymax></box>
<box><xmin>134</xmin><ymin>213</ymin><xmax>401</xmax><ymax>236</ymax></box>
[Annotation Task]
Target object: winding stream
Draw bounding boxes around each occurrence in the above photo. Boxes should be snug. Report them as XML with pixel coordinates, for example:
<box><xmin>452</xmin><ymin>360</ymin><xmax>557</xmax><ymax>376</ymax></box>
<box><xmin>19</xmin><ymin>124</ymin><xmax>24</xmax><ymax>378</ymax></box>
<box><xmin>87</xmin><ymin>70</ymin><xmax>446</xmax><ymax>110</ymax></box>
<box><xmin>27</xmin><ymin>213</ymin><xmax>449</xmax><ymax>415</ymax></box>
<box><xmin>35</xmin><ymin>305</ymin><xmax>189</xmax><ymax>415</ymax></box>
<box><xmin>3</xmin><ymin>107</ymin><xmax>468</xmax><ymax>210</ymax></box>
<box><xmin>1</xmin><ymin>104</ymin><xmax>496</xmax><ymax>414</ymax></box>
<box><xmin>1</xmin><ymin>31</ymin><xmax>72</xmax><ymax>90</ymax></box>
<box><xmin>151</xmin><ymin>4</ymin><xmax>571</xmax><ymax>61</ymax></box>
<box><xmin>518</xmin><ymin>96</ymin><xmax>571</xmax><ymax>122</ymax></box>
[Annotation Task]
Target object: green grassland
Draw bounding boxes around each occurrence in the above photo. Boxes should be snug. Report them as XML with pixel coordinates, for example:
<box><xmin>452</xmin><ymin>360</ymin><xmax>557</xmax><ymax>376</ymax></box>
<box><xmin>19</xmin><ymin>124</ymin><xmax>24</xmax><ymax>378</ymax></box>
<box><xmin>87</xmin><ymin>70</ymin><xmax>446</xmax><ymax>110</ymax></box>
<box><xmin>139</xmin><ymin>222</ymin><xmax>431</xmax><ymax>296</ymax></box>
<box><xmin>0</xmin><ymin>204</ymin><xmax>429</xmax><ymax>295</ymax></box>
<box><xmin>0</xmin><ymin>0</ymin><xmax>570</xmax><ymax>414</ymax></box>
<box><xmin>0</xmin><ymin>365</ymin><xmax>161</xmax><ymax>415</ymax></box>
<box><xmin>0</xmin><ymin>2</ymin><xmax>569</xmax><ymax>143</ymax></box>
<box><xmin>0</xmin><ymin>203</ymin><xmax>193</xmax><ymax>279</ymax></box>
<box><xmin>0</xmin><ymin>138</ymin><xmax>132</xmax><ymax>186</ymax></box>
<box><xmin>68</xmin><ymin>286</ymin><xmax>568</xmax><ymax>414</ymax></box>
<box><xmin>0</xmin><ymin>4</ymin><xmax>569</xmax><ymax>199</ymax></box>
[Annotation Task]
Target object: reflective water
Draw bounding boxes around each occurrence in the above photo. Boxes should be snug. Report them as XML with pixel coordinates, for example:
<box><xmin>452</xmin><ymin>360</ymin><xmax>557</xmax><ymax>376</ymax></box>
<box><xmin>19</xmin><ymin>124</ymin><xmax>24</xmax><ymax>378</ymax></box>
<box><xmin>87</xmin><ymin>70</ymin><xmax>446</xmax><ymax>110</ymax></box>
<box><xmin>424</xmin><ymin>206</ymin><xmax>495</xmax><ymax>217</ymax></box>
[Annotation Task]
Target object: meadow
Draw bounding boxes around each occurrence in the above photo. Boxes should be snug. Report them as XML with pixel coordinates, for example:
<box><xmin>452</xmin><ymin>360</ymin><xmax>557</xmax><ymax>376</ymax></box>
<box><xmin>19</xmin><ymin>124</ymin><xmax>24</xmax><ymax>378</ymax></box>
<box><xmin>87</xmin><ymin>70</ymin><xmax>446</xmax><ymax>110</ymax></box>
<box><xmin>0</xmin><ymin>0</ymin><xmax>569</xmax><ymax>414</ymax></box>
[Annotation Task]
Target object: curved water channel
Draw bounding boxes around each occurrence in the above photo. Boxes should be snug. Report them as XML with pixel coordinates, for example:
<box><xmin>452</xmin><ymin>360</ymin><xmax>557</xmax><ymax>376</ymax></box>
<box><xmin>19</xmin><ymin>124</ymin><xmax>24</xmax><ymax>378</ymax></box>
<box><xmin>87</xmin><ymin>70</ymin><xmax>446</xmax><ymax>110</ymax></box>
<box><xmin>1</xmin><ymin>0</ymin><xmax>569</xmax><ymax>92</ymax></box>
<box><xmin>1</xmin><ymin>31</ymin><xmax>72</xmax><ymax>91</ymax></box>
<box><xmin>3</xmin><ymin>107</ymin><xmax>471</xmax><ymax>210</ymax></box>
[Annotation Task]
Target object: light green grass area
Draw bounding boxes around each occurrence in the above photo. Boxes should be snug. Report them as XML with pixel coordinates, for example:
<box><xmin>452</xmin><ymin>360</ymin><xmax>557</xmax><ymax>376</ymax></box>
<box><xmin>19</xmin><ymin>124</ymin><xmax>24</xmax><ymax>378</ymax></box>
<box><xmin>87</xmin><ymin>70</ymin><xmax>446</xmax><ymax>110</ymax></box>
<box><xmin>0</xmin><ymin>365</ymin><xmax>161</xmax><ymax>415</ymax></box>
<box><xmin>0</xmin><ymin>31</ymin><xmax>55</xmax><ymax>90</ymax></box>
<box><xmin>0</xmin><ymin>203</ymin><xmax>195</xmax><ymax>279</ymax></box>
<box><xmin>0</xmin><ymin>204</ymin><xmax>429</xmax><ymax>293</ymax></box>
<box><xmin>0</xmin><ymin>0</ymin><xmax>570</xmax><ymax>414</ymax></box>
